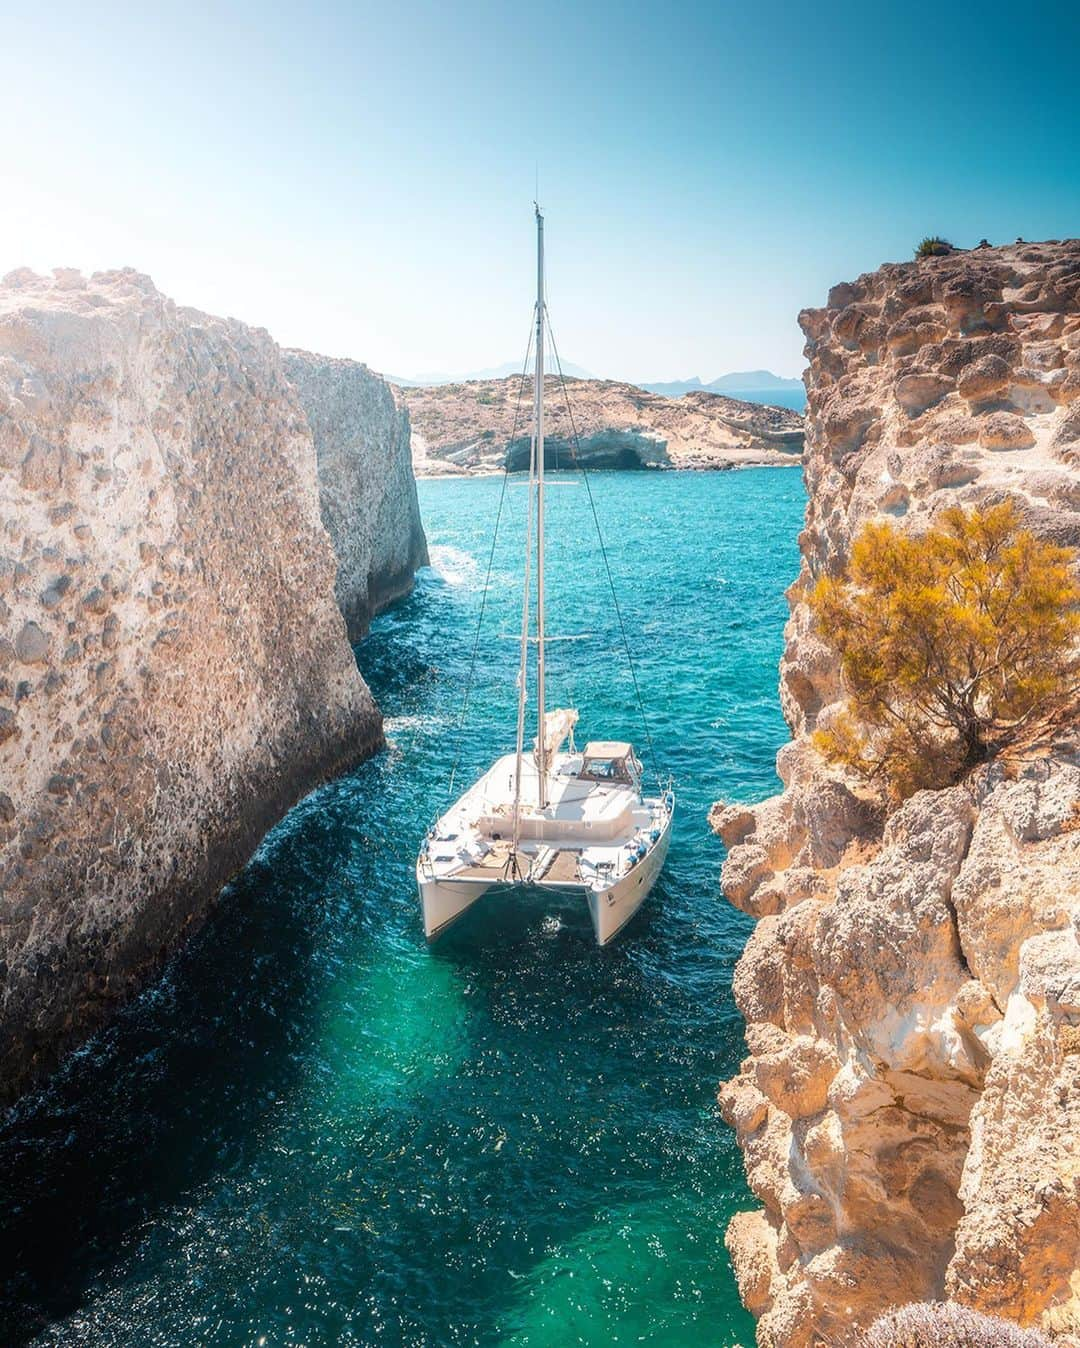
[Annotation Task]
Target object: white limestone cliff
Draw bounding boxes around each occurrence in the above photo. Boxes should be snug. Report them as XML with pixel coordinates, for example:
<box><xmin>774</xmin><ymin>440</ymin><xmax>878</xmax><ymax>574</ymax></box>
<box><xmin>0</xmin><ymin>267</ymin><xmax>423</xmax><ymax>1105</ymax></box>
<box><xmin>284</xmin><ymin>350</ymin><xmax>427</xmax><ymax>640</ymax></box>
<box><xmin>713</xmin><ymin>240</ymin><xmax>1080</xmax><ymax>1344</ymax></box>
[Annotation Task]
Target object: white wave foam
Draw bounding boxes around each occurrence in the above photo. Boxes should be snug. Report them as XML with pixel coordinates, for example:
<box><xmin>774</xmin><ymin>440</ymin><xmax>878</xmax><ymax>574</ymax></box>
<box><xmin>428</xmin><ymin>544</ymin><xmax>481</xmax><ymax>588</ymax></box>
<box><xmin>383</xmin><ymin>713</ymin><xmax>446</xmax><ymax>736</ymax></box>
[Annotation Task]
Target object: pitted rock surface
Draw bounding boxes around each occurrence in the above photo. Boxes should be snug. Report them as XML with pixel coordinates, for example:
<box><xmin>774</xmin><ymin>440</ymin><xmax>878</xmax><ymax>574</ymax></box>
<box><xmin>0</xmin><ymin>267</ymin><xmax>420</xmax><ymax>1106</ymax></box>
<box><xmin>713</xmin><ymin>241</ymin><xmax>1080</xmax><ymax>1344</ymax></box>
<box><xmin>284</xmin><ymin>351</ymin><xmax>427</xmax><ymax>640</ymax></box>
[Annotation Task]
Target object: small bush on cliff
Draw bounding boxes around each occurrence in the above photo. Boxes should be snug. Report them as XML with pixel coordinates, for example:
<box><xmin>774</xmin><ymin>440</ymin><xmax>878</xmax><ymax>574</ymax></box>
<box><xmin>915</xmin><ymin>235</ymin><xmax>955</xmax><ymax>258</ymax></box>
<box><xmin>810</xmin><ymin>503</ymin><xmax>1080</xmax><ymax>798</ymax></box>
<box><xmin>859</xmin><ymin>1301</ymin><xmax>1053</xmax><ymax>1348</ymax></box>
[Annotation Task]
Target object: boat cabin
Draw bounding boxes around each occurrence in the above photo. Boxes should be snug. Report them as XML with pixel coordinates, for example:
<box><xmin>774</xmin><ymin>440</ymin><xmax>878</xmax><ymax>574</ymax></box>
<box><xmin>578</xmin><ymin>741</ymin><xmax>641</xmax><ymax>787</ymax></box>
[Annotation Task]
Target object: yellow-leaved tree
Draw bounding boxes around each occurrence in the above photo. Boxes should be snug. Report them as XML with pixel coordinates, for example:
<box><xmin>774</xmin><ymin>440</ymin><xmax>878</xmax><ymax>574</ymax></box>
<box><xmin>809</xmin><ymin>502</ymin><xmax>1080</xmax><ymax>799</ymax></box>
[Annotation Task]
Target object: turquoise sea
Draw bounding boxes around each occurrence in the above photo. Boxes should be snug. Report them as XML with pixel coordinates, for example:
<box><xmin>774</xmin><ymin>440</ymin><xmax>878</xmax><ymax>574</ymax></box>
<box><xmin>0</xmin><ymin>468</ymin><xmax>805</xmax><ymax>1347</ymax></box>
<box><xmin>722</xmin><ymin>388</ymin><xmax>806</xmax><ymax>412</ymax></box>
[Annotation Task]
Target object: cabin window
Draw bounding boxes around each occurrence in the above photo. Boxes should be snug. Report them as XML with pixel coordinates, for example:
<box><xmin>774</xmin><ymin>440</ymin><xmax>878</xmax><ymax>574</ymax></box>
<box><xmin>580</xmin><ymin>756</ymin><xmax>630</xmax><ymax>784</ymax></box>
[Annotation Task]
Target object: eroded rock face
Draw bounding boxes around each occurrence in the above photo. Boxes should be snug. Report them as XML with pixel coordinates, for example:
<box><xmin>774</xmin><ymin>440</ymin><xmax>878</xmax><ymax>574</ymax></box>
<box><xmin>714</xmin><ymin>240</ymin><xmax>1080</xmax><ymax>1343</ymax></box>
<box><xmin>396</xmin><ymin>376</ymin><xmax>804</xmax><ymax>474</ymax></box>
<box><xmin>284</xmin><ymin>351</ymin><xmax>427</xmax><ymax>640</ymax></box>
<box><xmin>0</xmin><ymin>268</ymin><xmax>401</xmax><ymax>1106</ymax></box>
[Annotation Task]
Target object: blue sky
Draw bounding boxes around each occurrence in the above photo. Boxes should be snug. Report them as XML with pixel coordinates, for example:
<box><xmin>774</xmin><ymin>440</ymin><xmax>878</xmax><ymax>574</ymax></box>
<box><xmin>3</xmin><ymin>0</ymin><xmax>1078</xmax><ymax>381</ymax></box>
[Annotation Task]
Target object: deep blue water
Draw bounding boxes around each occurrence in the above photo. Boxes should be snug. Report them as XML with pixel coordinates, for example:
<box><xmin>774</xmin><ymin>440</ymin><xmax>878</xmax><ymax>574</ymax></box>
<box><xmin>0</xmin><ymin>468</ymin><xmax>804</xmax><ymax>1347</ymax></box>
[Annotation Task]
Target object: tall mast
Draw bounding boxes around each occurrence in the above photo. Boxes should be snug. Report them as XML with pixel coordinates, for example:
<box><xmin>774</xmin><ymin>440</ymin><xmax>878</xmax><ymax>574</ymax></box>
<box><xmin>511</xmin><ymin>407</ymin><xmax>535</xmax><ymax>862</ymax></box>
<box><xmin>534</xmin><ymin>204</ymin><xmax>548</xmax><ymax>809</ymax></box>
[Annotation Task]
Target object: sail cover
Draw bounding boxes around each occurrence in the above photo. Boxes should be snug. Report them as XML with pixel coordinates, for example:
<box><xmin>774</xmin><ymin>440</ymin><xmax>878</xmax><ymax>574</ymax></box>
<box><xmin>535</xmin><ymin>707</ymin><xmax>579</xmax><ymax>760</ymax></box>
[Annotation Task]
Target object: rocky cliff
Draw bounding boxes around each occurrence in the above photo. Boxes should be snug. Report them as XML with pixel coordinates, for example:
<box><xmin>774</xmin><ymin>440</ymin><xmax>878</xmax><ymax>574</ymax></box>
<box><xmin>284</xmin><ymin>351</ymin><xmax>427</xmax><ymax>640</ymax></box>
<box><xmin>713</xmin><ymin>240</ymin><xmax>1080</xmax><ymax>1343</ymax></box>
<box><xmin>396</xmin><ymin>376</ymin><xmax>803</xmax><ymax>474</ymax></box>
<box><xmin>0</xmin><ymin>268</ymin><xmax>422</xmax><ymax>1106</ymax></box>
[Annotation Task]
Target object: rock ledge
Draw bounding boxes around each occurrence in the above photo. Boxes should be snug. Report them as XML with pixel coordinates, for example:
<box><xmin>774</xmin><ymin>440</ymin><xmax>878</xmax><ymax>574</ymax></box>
<box><xmin>715</xmin><ymin>241</ymin><xmax>1080</xmax><ymax>1344</ymax></box>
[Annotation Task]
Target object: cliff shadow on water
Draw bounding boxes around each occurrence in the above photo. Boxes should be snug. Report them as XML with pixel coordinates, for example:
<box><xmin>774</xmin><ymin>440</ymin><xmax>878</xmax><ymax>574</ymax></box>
<box><xmin>0</xmin><ymin>469</ymin><xmax>804</xmax><ymax>1347</ymax></box>
<box><xmin>0</xmin><ymin>798</ymin><xmax>343</xmax><ymax>1341</ymax></box>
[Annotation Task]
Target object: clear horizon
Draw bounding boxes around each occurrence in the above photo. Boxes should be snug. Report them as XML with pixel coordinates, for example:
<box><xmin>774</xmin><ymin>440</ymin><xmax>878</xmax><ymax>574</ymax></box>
<box><xmin>3</xmin><ymin>0</ymin><xmax>1079</xmax><ymax>382</ymax></box>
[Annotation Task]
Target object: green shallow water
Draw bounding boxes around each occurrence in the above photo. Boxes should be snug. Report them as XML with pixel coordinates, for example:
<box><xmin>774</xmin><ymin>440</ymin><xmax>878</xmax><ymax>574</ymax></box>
<box><xmin>0</xmin><ymin>468</ymin><xmax>805</xmax><ymax>1347</ymax></box>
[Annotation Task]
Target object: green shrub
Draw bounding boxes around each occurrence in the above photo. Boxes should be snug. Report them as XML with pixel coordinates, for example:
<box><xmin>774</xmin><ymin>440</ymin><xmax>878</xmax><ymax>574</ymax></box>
<box><xmin>810</xmin><ymin>504</ymin><xmax>1080</xmax><ymax>799</ymax></box>
<box><xmin>915</xmin><ymin>236</ymin><xmax>955</xmax><ymax>258</ymax></box>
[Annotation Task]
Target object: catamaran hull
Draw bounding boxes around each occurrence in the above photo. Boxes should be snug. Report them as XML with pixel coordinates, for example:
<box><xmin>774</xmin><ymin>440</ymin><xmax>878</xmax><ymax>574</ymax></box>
<box><xmin>418</xmin><ymin>805</ymin><xmax>673</xmax><ymax>946</ymax></box>
<box><xmin>589</xmin><ymin>810</ymin><xmax>673</xmax><ymax>945</ymax></box>
<box><xmin>417</xmin><ymin>871</ymin><xmax>494</xmax><ymax>940</ymax></box>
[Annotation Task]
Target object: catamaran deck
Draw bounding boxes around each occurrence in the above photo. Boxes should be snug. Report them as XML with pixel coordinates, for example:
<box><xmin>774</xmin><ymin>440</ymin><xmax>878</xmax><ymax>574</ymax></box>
<box><xmin>448</xmin><ymin>845</ymin><xmax>586</xmax><ymax>885</ymax></box>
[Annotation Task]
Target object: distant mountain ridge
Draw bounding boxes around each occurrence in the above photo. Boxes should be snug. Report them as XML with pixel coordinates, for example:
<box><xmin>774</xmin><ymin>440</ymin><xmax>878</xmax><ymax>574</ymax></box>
<box><xmin>385</xmin><ymin>364</ymin><xmax>803</xmax><ymax>397</ymax></box>
<box><xmin>638</xmin><ymin>370</ymin><xmax>805</xmax><ymax>398</ymax></box>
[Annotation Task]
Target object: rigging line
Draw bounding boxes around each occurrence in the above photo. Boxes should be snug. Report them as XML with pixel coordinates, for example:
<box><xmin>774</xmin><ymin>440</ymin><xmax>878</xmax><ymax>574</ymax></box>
<box><xmin>545</xmin><ymin>310</ymin><xmax>663</xmax><ymax>789</ymax></box>
<box><xmin>442</xmin><ymin>320</ymin><xmax>535</xmax><ymax>811</ymax></box>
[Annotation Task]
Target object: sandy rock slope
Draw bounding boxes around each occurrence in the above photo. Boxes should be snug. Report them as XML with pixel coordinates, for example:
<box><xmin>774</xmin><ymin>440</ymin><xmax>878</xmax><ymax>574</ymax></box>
<box><xmin>397</xmin><ymin>376</ymin><xmax>803</xmax><ymax>474</ymax></box>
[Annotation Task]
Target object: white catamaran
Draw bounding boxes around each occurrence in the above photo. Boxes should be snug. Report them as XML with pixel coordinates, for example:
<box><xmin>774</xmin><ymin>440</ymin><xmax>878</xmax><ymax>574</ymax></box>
<box><xmin>416</xmin><ymin>207</ymin><xmax>675</xmax><ymax>945</ymax></box>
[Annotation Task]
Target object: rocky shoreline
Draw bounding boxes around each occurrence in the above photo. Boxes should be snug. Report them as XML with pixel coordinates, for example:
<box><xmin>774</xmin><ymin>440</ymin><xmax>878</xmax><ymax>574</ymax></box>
<box><xmin>395</xmin><ymin>375</ymin><xmax>804</xmax><ymax>475</ymax></box>
<box><xmin>713</xmin><ymin>240</ymin><xmax>1080</xmax><ymax>1343</ymax></box>
<box><xmin>0</xmin><ymin>268</ymin><xmax>425</xmax><ymax>1107</ymax></box>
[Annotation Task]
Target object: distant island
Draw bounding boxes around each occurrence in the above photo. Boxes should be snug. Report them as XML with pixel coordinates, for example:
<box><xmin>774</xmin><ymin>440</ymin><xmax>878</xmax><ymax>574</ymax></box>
<box><xmin>638</xmin><ymin>371</ymin><xmax>807</xmax><ymax>410</ymax></box>
<box><xmin>386</xmin><ymin>364</ymin><xmax>807</xmax><ymax>411</ymax></box>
